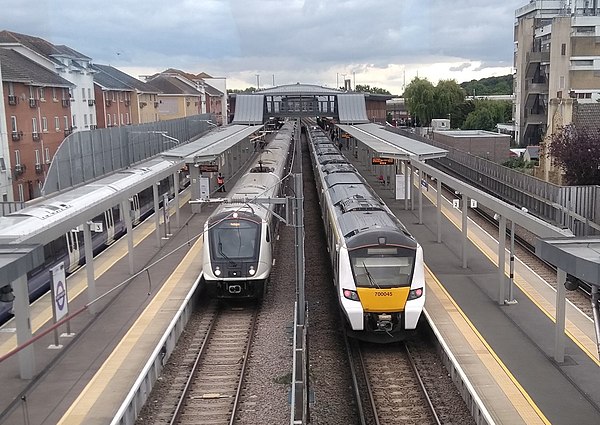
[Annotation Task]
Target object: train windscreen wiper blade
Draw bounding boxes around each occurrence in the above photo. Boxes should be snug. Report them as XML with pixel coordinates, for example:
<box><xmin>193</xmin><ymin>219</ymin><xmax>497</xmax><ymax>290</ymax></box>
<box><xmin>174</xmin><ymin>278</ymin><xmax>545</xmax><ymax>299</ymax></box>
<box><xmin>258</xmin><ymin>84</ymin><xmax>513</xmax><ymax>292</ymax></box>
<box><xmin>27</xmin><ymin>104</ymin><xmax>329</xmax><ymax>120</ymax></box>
<box><xmin>218</xmin><ymin>238</ymin><xmax>237</xmax><ymax>267</ymax></box>
<box><xmin>362</xmin><ymin>261</ymin><xmax>380</xmax><ymax>289</ymax></box>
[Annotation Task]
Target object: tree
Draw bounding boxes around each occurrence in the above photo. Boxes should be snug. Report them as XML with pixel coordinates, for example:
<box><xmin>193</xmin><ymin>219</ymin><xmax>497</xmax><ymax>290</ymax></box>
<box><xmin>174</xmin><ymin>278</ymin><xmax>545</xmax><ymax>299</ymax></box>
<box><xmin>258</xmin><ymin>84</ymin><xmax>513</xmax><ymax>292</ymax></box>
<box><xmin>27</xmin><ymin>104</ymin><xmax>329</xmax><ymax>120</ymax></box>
<box><xmin>434</xmin><ymin>79</ymin><xmax>465</xmax><ymax>119</ymax></box>
<box><xmin>462</xmin><ymin>100</ymin><xmax>512</xmax><ymax>131</ymax></box>
<box><xmin>547</xmin><ymin>124</ymin><xmax>600</xmax><ymax>185</ymax></box>
<box><xmin>355</xmin><ymin>84</ymin><xmax>391</xmax><ymax>95</ymax></box>
<box><xmin>227</xmin><ymin>87</ymin><xmax>257</xmax><ymax>93</ymax></box>
<box><xmin>403</xmin><ymin>77</ymin><xmax>436</xmax><ymax>126</ymax></box>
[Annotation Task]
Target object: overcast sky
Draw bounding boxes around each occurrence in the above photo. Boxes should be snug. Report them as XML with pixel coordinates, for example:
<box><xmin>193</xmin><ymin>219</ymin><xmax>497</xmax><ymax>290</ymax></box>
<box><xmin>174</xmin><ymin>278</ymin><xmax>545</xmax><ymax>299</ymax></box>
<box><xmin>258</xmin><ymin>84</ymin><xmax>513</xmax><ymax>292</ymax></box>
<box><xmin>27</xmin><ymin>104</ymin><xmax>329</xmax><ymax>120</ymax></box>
<box><xmin>1</xmin><ymin>0</ymin><xmax>525</xmax><ymax>94</ymax></box>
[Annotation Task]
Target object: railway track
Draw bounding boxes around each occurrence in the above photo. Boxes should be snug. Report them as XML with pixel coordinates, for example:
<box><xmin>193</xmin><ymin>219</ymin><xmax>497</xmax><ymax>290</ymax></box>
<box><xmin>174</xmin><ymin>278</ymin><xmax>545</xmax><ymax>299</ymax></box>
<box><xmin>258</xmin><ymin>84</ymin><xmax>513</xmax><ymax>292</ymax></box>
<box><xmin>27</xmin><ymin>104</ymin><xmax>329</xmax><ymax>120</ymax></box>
<box><xmin>166</xmin><ymin>303</ymin><xmax>257</xmax><ymax>425</ymax></box>
<box><xmin>346</xmin><ymin>335</ymin><xmax>441</xmax><ymax>425</ymax></box>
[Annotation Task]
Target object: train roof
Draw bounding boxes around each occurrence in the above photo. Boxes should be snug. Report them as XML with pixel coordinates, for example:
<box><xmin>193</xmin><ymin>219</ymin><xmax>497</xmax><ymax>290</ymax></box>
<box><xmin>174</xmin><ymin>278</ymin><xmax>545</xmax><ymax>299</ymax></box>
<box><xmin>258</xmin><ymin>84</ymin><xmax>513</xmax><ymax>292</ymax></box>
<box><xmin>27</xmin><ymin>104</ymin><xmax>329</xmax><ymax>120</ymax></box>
<box><xmin>321</xmin><ymin>163</ymin><xmax>358</xmax><ymax>175</ymax></box>
<box><xmin>324</xmin><ymin>173</ymin><xmax>365</xmax><ymax>187</ymax></box>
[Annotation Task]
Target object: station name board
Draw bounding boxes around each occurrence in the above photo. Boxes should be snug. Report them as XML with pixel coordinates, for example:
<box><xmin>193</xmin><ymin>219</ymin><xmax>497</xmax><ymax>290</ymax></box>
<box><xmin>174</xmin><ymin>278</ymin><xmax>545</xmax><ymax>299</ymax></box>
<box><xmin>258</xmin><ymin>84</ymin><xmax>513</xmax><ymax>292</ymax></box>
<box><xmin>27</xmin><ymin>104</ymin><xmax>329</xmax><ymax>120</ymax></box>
<box><xmin>372</xmin><ymin>157</ymin><xmax>395</xmax><ymax>165</ymax></box>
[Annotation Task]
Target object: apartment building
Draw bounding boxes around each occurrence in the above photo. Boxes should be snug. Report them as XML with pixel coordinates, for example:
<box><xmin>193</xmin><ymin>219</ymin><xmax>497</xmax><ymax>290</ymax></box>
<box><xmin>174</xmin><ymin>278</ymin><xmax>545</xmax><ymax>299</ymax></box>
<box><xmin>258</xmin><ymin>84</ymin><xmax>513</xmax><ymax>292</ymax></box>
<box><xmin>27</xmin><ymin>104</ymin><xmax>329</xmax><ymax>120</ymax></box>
<box><xmin>0</xmin><ymin>31</ymin><xmax>97</xmax><ymax>135</ymax></box>
<box><xmin>92</xmin><ymin>64</ymin><xmax>161</xmax><ymax>126</ymax></box>
<box><xmin>0</xmin><ymin>48</ymin><xmax>73</xmax><ymax>201</ymax></box>
<box><xmin>514</xmin><ymin>0</ymin><xmax>600</xmax><ymax>146</ymax></box>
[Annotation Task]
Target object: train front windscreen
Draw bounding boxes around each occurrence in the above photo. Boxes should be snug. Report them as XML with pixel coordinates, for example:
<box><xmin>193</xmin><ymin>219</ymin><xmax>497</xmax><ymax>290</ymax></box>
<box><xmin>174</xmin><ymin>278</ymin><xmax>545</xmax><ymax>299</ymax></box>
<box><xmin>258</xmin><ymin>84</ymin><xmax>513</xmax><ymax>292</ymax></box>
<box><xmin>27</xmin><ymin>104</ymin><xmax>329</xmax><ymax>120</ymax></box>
<box><xmin>349</xmin><ymin>246</ymin><xmax>416</xmax><ymax>288</ymax></box>
<box><xmin>210</xmin><ymin>219</ymin><xmax>260</xmax><ymax>261</ymax></box>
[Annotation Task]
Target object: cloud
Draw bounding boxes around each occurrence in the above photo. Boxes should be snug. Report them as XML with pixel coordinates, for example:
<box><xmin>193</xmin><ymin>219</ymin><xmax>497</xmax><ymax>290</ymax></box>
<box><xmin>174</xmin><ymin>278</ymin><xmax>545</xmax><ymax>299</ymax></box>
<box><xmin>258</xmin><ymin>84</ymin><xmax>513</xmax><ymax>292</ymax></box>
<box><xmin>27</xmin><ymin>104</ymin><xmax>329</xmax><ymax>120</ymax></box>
<box><xmin>449</xmin><ymin>63</ymin><xmax>472</xmax><ymax>72</ymax></box>
<box><xmin>0</xmin><ymin>0</ymin><xmax>524</xmax><ymax>93</ymax></box>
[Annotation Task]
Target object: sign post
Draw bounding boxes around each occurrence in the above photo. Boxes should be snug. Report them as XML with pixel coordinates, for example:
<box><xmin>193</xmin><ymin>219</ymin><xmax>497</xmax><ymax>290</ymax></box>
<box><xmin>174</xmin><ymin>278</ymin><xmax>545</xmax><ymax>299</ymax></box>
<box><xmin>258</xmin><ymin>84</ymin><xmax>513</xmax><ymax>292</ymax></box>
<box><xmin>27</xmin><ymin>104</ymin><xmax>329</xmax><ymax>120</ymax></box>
<box><xmin>49</xmin><ymin>263</ymin><xmax>68</xmax><ymax>349</ymax></box>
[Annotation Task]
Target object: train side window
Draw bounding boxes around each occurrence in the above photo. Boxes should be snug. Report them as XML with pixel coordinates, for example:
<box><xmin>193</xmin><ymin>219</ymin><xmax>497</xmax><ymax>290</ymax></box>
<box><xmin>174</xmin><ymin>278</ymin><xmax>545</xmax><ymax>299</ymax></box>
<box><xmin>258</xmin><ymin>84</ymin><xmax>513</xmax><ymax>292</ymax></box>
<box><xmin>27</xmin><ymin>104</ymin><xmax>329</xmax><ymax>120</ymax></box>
<box><xmin>266</xmin><ymin>225</ymin><xmax>271</xmax><ymax>243</ymax></box>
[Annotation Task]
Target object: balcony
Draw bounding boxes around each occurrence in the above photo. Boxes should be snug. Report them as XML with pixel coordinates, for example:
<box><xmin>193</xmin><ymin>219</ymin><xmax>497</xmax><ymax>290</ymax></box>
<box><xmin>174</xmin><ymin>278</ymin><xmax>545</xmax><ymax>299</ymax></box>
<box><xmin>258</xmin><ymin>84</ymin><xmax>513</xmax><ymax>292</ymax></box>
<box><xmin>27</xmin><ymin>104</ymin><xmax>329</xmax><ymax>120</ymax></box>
<box><xmin>7</xmin><ymin>95</ymin><xmax>17</xmax><ymax>105</ymax></box>
<box><xmin>32</xmin><ymin>132</ymin><xmax>40</xmax><ymax>141</ymax></box>
<box><xmin>29</xmin><ymin>98</ymin><xmax>38</xmax><ymax>108</ymax></box>
<box><xmin>11</xmin><ymin>131</ymin><xmax>23</xmax><ymax>142</ymax></box>
<box><xmin>105</xmin><ymin>99</ymin><xmax>112</xmax><ymax>107</ymax></box>
<box><xmin>35</xmin><ymin>163</ymin><xmax>44</xmax><ymax>173</ymax></box>
<box><xmin>88</xmin><ymin>99</ymin><xmax>95</xmax><ymax>106</ymax></box>
<box><xmin>124</xmin><ymin>99</ymin><xmax>130</xmax><ymax>106</ymax></box>
<box><xmin>62</xmin><ymin>99</ymin><xmax>70</xmax><ymax>107</ymax></box>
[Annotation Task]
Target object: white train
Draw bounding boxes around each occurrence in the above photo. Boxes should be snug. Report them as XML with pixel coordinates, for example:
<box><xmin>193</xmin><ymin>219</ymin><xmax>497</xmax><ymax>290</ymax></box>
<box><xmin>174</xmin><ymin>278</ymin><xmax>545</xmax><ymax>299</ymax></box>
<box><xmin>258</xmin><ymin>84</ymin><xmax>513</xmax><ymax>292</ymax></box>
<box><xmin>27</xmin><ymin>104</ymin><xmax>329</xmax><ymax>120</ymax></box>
<box><xmin>306</xmin><ymin>122</ymin><xmax>425</xmax><ymax>341</ymax></box>
<box><xmin>201</xmin><ymin>121</ymin><xmax>296</xmax><ymax>298</ymax></box>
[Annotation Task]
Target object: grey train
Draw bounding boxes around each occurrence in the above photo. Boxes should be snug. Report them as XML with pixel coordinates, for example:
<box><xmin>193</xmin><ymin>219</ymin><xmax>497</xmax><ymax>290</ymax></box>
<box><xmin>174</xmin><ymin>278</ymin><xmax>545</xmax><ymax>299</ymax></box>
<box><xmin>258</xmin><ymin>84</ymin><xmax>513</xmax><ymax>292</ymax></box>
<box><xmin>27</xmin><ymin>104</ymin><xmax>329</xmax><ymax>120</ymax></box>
<box><xmin>201</xmin><ymin>121</ymin><xmax>295</xmax><ymax>298</ymax></box>
<box><xmin>306</xmin><ymin>121</ymin><xmax>425</xmax><ymax>341</ymax></box>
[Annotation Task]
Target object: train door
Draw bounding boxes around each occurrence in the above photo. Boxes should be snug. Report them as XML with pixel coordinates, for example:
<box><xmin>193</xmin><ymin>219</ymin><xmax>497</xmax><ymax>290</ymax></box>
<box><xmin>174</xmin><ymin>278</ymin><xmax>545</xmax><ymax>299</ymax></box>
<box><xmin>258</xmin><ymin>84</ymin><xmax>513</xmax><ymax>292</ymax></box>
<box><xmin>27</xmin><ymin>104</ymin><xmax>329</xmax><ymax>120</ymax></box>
<box><xmin>65</xmin><ymin>230</ymin><xmax>81</xmax><ymax>273</ymax></box>
<box><xmin>130</xmin><ymin>194</ymin><xmax>141</xmax><ymax>225</ymax></box>
<box><xmin>104</xmin><ymin>208</ymin><xmax>115</xmax><ymax>245</ymax></box>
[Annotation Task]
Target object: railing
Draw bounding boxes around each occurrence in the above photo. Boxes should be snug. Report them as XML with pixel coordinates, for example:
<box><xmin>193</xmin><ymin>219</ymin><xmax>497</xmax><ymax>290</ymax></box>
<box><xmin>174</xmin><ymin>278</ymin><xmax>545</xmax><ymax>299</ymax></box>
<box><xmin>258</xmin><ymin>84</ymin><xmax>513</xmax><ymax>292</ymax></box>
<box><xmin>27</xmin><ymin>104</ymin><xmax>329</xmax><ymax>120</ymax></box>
<box><xmin>11</xmin><ymin>131</ymin><xmax>23</xmax><ymax>142</ymax></box>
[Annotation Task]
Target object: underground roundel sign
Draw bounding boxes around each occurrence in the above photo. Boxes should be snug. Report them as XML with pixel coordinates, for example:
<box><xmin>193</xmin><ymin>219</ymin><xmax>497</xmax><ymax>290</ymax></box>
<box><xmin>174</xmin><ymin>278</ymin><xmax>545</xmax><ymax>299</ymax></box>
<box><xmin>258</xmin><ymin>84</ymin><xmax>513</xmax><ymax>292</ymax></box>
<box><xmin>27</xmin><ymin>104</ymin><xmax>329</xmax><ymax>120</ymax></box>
<box><xmin>51</xmin><ymin>263</ymin><xmax>68</xmax><ymax>321</ymax></box>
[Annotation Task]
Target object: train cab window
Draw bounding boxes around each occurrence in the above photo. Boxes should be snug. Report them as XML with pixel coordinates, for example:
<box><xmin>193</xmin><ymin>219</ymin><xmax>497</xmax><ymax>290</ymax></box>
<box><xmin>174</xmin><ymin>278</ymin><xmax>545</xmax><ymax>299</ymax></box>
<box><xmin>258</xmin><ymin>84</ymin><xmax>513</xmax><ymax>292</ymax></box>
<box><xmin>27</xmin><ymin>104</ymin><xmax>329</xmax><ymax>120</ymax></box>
<box><xmin>210</xmin><ymin>219</ymin><xmax>260</xmax><ymax>259</ymax></box>
<box><xmin>349</xmin><ymin>247</ymin><xmax>415</xmax><ymax>288</ymax></box>
<box><xmin>266</xmin><ymin>225</ymin><xmax>270</xmax><ymax>243</ymax></box>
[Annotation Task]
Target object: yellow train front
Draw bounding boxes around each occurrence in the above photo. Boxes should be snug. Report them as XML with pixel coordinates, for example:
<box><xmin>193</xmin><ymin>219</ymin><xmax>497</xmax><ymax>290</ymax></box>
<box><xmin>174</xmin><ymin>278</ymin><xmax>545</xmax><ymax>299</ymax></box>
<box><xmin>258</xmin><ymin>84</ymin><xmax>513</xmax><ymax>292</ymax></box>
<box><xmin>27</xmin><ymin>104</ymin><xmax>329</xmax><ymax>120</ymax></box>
<box><xmin>306</xmin><ymin>122</ymin><xmax>425</xmax><ymax>342</ymax></box>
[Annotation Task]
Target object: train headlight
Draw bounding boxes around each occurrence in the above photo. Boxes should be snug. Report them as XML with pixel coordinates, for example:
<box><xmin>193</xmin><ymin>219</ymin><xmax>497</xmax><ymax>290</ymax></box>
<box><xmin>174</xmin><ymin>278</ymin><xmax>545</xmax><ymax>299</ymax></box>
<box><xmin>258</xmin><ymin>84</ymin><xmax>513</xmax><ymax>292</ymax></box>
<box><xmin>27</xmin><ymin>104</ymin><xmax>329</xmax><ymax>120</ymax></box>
<box><xmin>343</xmin><ymin>289</ymin><xmax>360</xmax><ymax>301</ymax></box>
<box><xmin>248</xmin><ymin>266</ymin><xmax>256</xmax><ymax>276</ymax></box>
<box><xmin>407</xmin><ymin>287</ymin><xmax>423</xmax><ymax>300</ymax></box>
<box><xmin>214</xmin><ymin>267</ymin><xmax>222</xmax><ymax>276</ymax></box>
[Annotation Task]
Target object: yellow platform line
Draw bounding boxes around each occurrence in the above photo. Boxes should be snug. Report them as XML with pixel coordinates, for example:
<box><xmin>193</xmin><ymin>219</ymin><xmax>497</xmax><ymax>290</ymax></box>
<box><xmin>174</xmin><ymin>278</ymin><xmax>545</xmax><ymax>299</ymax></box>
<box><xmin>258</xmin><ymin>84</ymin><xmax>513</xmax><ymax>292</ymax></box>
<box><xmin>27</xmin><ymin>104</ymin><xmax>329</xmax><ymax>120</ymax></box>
<box><xmin>57</xmin><ymin>230</ymin><xmax>203</xmax><ymax>424</ymax></box>
<box><xmin>0</xmin><ymin>191</ymin><xmax>191</xmax><ymax>356</ymax></box>
<box><xmin>420</xmin><ymin>185</ymin><xmax>600</xmax><ymax>366</ymax></box>
<box><xmin>426</xmin><ymin>266</ymin><xmax>550</xmax><ymax>424</ymax></box>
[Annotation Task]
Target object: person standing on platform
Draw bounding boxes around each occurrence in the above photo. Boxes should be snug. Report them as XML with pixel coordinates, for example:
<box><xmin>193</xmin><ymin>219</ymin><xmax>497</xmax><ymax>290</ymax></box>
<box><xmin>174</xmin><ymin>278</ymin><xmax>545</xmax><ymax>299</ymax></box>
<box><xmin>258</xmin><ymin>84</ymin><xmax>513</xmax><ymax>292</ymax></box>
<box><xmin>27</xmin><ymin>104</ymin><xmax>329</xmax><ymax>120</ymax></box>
<box><xmin>217</xmin><ymin>173</ymin><xmax>226</xmax><ymax>192</ymax></box>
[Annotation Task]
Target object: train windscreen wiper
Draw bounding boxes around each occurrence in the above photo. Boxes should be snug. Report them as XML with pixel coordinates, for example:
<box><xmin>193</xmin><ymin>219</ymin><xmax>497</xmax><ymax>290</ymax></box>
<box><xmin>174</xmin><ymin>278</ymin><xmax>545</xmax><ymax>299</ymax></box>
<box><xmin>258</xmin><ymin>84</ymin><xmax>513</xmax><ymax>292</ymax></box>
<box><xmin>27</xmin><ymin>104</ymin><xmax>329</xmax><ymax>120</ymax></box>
<box><xmin>362</xmin><ymin>261</ymin><xmax>380</xmax><ymax>289</ymax></box>
<box><xmin>218</xmin><ymin>237</ymin><xmax>237</xmax><ymax>267</ymax></box>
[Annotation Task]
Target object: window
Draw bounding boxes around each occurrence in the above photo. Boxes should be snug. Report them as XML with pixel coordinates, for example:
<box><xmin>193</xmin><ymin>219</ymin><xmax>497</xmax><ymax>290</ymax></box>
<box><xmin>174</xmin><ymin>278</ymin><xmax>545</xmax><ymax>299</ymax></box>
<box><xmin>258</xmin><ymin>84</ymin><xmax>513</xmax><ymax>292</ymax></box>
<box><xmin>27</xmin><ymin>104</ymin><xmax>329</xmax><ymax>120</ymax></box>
<box><xmin>112</xmin><ymin>92</ymin><xmax>116</xmax><ymax>101</ymax></box>
<box><xmin>35</xmin><ymin>150</ymin><xmax>40</xmax><ymax>165</ymax></box>
<box><xmin>576</xmin><ymin>26</ymin><xmax>594</xmax><ymax>33</ymax></box>
<box><xmin>17</xmin><ymin>184</ymin><xmax>23</xmax><ymax>202</ymax></box>
<box><xmin>10</xmin><ymin>116</ymin><xmax>17</xmax><ymax>132</ymax></box>
<box><xmin>125</xmin><ymin>112</ymin><xmax>130</xmax><ymax>124</ymax></box>
<box><xmin>107</xmin><ymin>114</ymin><xmax>112</xmax><ymax>126</ymax></box>
<box><xmin>39</xmin><ymin>87</ymin><xmax>45</xmax><ymax>100</ymax></box>
<box><xmin>88</xmin><ymin>88</ymin><xmax>91</xmax><ymax>99</ymax></box>
<box><xmin>63</xmin><ymin>116</ymin><xmax>69</xmax><ymax>129</ymax></box>
<box><xmin>52</xmin><ymin>87</ymin><xmax>57</xmax><ymax>101</ymax></box>
<box><xmin>72</xmin><ymin>114</ymin><xmax>76</xmax><ymax>128</ymax></box>
<box><xmin>62</xmin><ymin>88</ymin><xmax>68</xmax><ymax>100</ymax></box>
<box><xmin>561</xmin><ymin>43</ymin><xmax>566</xmax><ymax>56</ymax></box>
<box><xmin>42</xmin><ymin>117</ymin><xmax>48</xmax><ymax>132</ymax></box>
<box><xmin>2</xmin><ymin>194</ymin><xmax>7</xmax><ymax>202</ymax></box>
<box><xmin>45</xmin><ymin>147</ymin><xmax>51</xmax><ymax>164</ymax></box>
<box><xmin>82</xmin><ymin>88</ymin><xmax>86</xmax><ymax>100</ymax></box>
<box><xmin>15</xmin><ymin>150</ymin><xmax>21</xmax><ymax>166</ymax></box>
<box><xmin>83</xmin><ymin>114</ymin><xmax>88</xmax><ymax>127</ymax></box>
<box><xmin>571</xmin><ymin>59</ymin><xmax>594</xmax><ymax>66</ymax></box>
<box><xmin>0</xmin><ymin>158</ymin><xmax>6</xmax><ymax>172</ymax></box>
<box><xmin>55</xmin><ymin>116</ymin><xmax>60</xmax><ymax>131</ymax></box>
<box><xmin>120</xmin><ymin>113</ymin><xmax>124</xmax><ymax>125</ymax></box>
<box><xmin>32</xmin><ymin>117</ymin><xmax>38</xmax><ymax>134</ymax></box>
<box><xmin>7</xmin><ymin>82</ymin><xmax>14</xmax><ymax>96</ymax></box>
<box><xmin>29</xmin><ymin>86</ymin><xmax>36</xmax><ymax>99</ymax></box>
<box><xmin>113</xmin><ymin>114</ymin><xmax>117</xmax><ymax>126</ymax></box>
<box><xmin>89</xmin><ymin>114</ymin><xmax>94</xmax><ymax>127</ymax></box>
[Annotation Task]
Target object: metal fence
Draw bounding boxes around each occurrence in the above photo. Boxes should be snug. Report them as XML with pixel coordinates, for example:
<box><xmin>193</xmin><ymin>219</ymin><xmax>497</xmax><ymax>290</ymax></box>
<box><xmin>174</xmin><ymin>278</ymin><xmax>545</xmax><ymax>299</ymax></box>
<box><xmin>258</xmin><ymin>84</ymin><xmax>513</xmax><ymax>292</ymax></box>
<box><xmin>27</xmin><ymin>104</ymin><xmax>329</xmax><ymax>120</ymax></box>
<box><xmin>42</xmin><ymin>114</ymin><xmax>214</xmax><ymax>196</ymax></box>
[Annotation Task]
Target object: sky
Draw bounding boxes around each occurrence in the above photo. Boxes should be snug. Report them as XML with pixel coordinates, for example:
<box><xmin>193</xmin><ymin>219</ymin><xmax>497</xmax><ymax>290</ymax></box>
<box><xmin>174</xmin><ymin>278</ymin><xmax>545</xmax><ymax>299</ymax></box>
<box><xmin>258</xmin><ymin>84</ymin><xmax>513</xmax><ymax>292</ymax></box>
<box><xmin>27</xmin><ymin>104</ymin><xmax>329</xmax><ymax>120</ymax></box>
<box><xmin>1</xmin><ymin>0</ymin><xmax>526</xmax><ymax>95</ymax></box>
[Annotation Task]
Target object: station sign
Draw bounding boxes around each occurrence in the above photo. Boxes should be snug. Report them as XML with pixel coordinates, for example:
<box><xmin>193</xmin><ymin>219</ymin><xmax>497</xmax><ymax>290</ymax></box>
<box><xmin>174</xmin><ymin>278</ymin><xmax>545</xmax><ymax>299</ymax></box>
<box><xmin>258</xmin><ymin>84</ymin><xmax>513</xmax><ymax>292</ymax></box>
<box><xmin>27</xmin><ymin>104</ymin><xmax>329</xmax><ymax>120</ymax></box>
<box><xmin>372</xmin><ymin>157</ymin><xmax>395</xmax><ymax>165</ymax></box>
<box><xmin>198</xmin><ymin>164</ymin><xmax>219</xmax><ymax>173</ymax></box>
